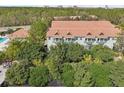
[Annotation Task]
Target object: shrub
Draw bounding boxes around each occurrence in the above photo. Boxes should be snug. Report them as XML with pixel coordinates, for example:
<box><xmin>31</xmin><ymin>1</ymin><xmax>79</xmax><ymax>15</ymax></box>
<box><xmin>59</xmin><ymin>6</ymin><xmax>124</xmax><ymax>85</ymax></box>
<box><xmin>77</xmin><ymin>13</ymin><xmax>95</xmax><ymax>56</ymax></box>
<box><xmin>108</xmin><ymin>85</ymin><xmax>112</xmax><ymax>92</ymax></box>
<box><xmin>28</xmin><ymin>66</ymin><xmax>50</xmax><ymax>86</ymax></box>
<box><xmin>110</xmin><ymin>62</ymin><xmax>124</xmax><ymax>87</ymax></box>
<box><xmin>91</xmin><ymin>45</ymin><xmax>115</xmax><ymax>62</ymax></box>
<box><xmin>61</xmin><ymin>63</ymin><xmax>74</xmax><ymax>86</ymax></box>
<box><xmin>88</xmin><ymin>63</ymin><xmax>112</xmax><ymax>87</ymax></box>
<box><xmin>5</xmin><ymin>61</ymin><xmax>30</xmax><ymax>86</ymax></box>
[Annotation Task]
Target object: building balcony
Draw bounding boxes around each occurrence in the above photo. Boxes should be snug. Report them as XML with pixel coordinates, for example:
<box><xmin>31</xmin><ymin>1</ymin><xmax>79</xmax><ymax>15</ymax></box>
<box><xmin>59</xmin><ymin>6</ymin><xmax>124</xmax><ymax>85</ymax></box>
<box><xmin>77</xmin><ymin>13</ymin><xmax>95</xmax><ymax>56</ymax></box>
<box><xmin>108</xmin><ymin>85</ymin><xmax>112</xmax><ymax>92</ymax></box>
<box><xmin>96</xmin><ymin>41</ymin><xmax>106</xmax><ymax>45</ymax></box>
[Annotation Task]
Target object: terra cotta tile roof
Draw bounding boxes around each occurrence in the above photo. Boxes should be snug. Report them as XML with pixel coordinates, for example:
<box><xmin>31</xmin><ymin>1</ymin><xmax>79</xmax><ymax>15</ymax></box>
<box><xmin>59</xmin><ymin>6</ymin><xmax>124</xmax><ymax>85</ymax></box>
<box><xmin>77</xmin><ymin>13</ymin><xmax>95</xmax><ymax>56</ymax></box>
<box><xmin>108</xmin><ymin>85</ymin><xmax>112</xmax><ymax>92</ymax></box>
<box><xmin>47</xmin><ymin>21</ymin><xmax>121</xmax><ymax>38</ymax></box>
<box><xmin>9</xmin><ymin>28</ymin><xmax>29</xmax><ymax>39</ymax></box>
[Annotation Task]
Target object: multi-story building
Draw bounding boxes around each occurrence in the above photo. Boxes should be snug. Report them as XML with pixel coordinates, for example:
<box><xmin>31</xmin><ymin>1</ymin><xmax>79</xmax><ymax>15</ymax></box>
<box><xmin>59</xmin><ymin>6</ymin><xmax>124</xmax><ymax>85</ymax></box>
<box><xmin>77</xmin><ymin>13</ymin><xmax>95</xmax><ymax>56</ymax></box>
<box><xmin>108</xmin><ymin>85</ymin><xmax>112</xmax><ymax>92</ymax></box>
<box><xmin>46</xmin><ymin>21</ymin><xmax>120</xmax><ymax>49</ymax></box>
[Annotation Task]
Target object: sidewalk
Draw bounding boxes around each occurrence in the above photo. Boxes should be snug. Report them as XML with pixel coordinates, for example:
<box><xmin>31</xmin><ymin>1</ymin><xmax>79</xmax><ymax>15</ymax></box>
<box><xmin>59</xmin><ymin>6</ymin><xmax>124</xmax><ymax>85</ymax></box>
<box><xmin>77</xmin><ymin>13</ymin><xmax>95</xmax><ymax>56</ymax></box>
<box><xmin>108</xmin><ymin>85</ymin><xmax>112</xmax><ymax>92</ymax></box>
<box><xmin>0</xmin><ymin>65</ymin><xmax>7</xmax><ymax>85</ymax></box>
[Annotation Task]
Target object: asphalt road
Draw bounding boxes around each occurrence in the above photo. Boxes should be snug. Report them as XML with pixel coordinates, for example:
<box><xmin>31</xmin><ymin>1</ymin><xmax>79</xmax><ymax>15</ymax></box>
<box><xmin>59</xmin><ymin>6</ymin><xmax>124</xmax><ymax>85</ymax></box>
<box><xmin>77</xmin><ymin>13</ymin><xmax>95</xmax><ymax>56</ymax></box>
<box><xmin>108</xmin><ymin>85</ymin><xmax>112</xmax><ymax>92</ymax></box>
<box><xmin>0</xmin><ymin>65</ymin><xmax>7</xmax><ymax>85</ymax></box>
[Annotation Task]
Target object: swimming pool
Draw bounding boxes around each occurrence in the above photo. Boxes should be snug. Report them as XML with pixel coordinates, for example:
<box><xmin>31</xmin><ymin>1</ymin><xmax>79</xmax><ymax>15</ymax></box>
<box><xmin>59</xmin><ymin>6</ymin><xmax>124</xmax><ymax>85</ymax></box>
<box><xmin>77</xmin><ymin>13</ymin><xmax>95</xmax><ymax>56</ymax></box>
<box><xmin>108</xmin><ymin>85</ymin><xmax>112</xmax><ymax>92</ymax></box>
<box><xmin>0</xmin><ymin>38</ymin><xmax>7</xmax><ymax>43</ymax></box>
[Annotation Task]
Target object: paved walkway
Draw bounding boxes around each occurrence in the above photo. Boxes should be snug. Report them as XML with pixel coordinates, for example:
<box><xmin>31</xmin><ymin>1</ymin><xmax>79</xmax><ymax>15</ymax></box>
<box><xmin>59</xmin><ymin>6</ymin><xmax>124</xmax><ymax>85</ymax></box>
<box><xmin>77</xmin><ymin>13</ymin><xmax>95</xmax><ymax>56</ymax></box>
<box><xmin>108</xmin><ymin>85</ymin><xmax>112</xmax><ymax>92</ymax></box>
<box><xmin>0</xmin><ymin>65</ymin><xmax>7</xmax><ymax>85</ymax></box>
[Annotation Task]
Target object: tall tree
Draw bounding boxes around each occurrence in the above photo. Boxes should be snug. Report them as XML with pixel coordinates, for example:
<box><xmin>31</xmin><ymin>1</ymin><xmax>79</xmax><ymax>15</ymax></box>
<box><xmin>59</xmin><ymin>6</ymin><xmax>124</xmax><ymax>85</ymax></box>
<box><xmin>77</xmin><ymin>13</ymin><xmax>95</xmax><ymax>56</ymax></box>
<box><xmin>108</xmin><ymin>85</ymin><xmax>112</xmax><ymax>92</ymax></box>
<box><xmin>16</xmin><ymin>41</ymin><xmax>46</xmax><ymax>62</ymax></box>
<box><xmin>5</xmin><ymin>40</ymin><xmax>22</xmax><ymax>61</ymax></box>
<box><xmin>5</xmin><ymin>60</ymin><xmax>30</xmax><ymax>86</ymax></box>
<box><xmin>72</xmin><ymin>63</ymin><xmax>94</xmax><ymax>87</ymax></box>
<box><xmin>88</xmin><ymin>63</ymin><xmax>112</xmax><ymax>87</ymax></box>
<box><xmin>45</xmin><ymin>57</ymin><xmax>61</xmax><ymax>80</ymax></box>
<box><xmin>28</xmin><ymin>66</ymin><xmax>50</xmax><ymax>86</ymax></box>
<box><xmin>91</xmin><ymin>45</ymin><xmax>115</xmax><ymax>62</ymax></box>
<box><xmin>49</xmin><ymin>42</ymin><xmax>84</xmax><ymax>63</ymax></box>
<box><xmin>61</xmin><ymin>63</ymin><xmax>94</xmax><ymax>87</ymax></box>
<box><xmin>61</xmin><ymin>63</ymin><xmax>74</xmax><ymax>86</ymax></box>
<box><xmin>29</xmin><ymin>20</ymin><xmax>48</xmax><ymax>45</ymax></box>
<box><xmin>110</xmin><ymin>62</ymin><xmax>124</xmax><ymax>87</ymax></box>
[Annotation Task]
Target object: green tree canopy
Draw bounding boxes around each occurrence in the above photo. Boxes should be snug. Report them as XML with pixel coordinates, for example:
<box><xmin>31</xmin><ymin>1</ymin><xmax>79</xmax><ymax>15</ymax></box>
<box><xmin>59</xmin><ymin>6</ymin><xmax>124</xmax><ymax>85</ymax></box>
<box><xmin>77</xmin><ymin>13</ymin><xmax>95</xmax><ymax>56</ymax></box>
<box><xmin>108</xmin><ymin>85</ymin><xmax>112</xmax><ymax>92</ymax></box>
<box><xmin>91</xmin><ymin>45</ymin><xmax>115</xmax><ymax>62</ymax></box>
<box><xmin>28</xmin><ymin>66</ymin><xmax>50</xmax><ymax>86</ymax></box>
<box><xmin>5</xmin><ymin>60</ymin><xmax>30</xmax><ymax>86</ymax></box>
<box><xmin>16</xmin><ymin>41</ymin><xmax>46</xmax><ymax>62</ymax></box>
<box><xmin>49</xmin><ymin>42</ymin><xmax>84</xmax><ymax>64</ymax></box>
<box><xmin>45</xmin><ymin>57</ymin><xmax>61</xmax><ymax>80</ymax></box>
<box><xmin>61</xmin><ymin>63</ymin><xmax>74</xmax><ymax>86</ymax></box>
<box><xmin>5</xmin><ymin>40</ymin><xmax>22</xmax><ymax>61</ymax></box>
<box><xmin>29</xmin><ymin>20</ymin><xmax>48</xmax><ymax>45</ymax></box>
<box><xmin>110</xmin><ymin>62</ymin><xmax>124</xmax><ymax>87</ymax></box>
<box><xmin>88</xmin><ymin>63</ymin><xmax>112</xmax><ymax>87</ymax></box>
<box><xmin>61</xmin><ymin>63</ymin><xmax>94</xmax><ymax>87</ymax></box>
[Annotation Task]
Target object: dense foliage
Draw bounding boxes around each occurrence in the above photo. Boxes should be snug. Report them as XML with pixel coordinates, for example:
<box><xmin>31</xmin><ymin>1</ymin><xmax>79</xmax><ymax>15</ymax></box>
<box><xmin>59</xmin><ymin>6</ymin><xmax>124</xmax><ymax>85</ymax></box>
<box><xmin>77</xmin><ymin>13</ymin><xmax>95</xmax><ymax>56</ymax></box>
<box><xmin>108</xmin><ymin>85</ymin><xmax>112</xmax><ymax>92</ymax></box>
<box><xmin>29</xmin><ymin>20</ymin><xmax>48</xmax><ymax>44</ymax></box>
<box><xmin>61</xmin><ymin>63</ymin><xmax>94</xmax><ymax>87</ymax></box>
<box><xmin>90</xmin><ymin>45</ymin><xmax>115</xmax><ymax>62</ymax></box>
<box><xmin>5</xmin><ymin>61</ymin><xmax>30</xmax><ymax>86</ymax></box>
<box><xmin>28</xmin><ymin>66</ymin><xmax>50</xmax><ymax>86</ymax></box>
<box><xmin>49</xmin><ymin>42</ymin><xmax>84</xmax><ymax>63</ymax></box>
<box><xmin>110</xmin><ymin>62</ymin><xmax>124</xmax><ymax>87</ymax></box>
<box><xmin>88</xmin><ymin>63</ymin><xmax>112</xmax><ymax>87</ymax></box>
<box><xmin>2</xmin><ymin>7</ymin><xmax>124</xmax><ymax>87</ymax></box>
<box><xmin>1</xmin><ymin>8</ymin><xmax>124</xmax><ymax>27</ymax></box>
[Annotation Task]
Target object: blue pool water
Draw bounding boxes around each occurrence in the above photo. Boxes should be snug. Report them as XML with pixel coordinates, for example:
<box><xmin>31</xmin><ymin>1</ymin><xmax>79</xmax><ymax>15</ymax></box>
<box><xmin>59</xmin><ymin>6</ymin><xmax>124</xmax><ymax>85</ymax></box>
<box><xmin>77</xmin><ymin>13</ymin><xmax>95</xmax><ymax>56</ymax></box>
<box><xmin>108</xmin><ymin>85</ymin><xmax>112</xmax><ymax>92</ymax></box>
<box><xmin>0</xmin><ymin>38</ymin><xmax>7</xmax><ymax>43</ymax></box>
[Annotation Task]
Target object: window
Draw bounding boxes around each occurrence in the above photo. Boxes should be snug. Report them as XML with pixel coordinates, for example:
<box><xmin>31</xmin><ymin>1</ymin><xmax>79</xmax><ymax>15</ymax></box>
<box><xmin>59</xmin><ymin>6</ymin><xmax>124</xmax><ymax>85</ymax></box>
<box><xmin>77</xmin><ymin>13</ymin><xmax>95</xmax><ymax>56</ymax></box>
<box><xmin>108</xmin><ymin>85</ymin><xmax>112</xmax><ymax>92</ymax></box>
<box><xmin>72</xmin><ymin>38</ymin><xmax>75</xmax><ymax>41</ymax></box>
<box><xmin>55</xmin><ymin>38</ymin><xmax>59</xmax><ymax>41</ymax></box>
<box><xmin>104</xmin><ymin>38</ymin><xmax>108</xmax><ymax>41</ymax></box>
<box><xmin>54</xmin><ymin>38</ymin><xmax>59</xmax><ymax>41</ymax></box>
<box><xmin>48</xmin><ymin>37</ymin><xmax>51</xmax><ymax>40</ymax></box>
<box><xmin>75</xmin><ymin>37</ymin><xmax>78</xmax><ymax>40</ymax></box>
<box><xmin>108</xmin><ymin>37</ymin><xmax>110</xmax><ymax>40</ymax></box>
<box><xmin>85</xmin><ymin>38</ymin><xmax>88</xmax><ymax>41</ymax></box>
<box><xmin>88</xmin><ymin>38</ymin><xmax>91</xmax><ymax>41</ymax></box>
<box><xmin>97</xmin><ymin>38</ymin><xmax>99</xmax><ymax>41</ymax></box>
<box><xmin>92</xmin><ymin>38</ymin><xmax>96</xmax><ymax>41</ymax></box>
<box><xmin>68</xmin><ymin>38</ymin><xmax>71</xmax><ymax>41</ymax></box>
<box><xmin>80</xmin><ymin>37</ymin><xmax>82</xmax><ymax>40</ymax></box>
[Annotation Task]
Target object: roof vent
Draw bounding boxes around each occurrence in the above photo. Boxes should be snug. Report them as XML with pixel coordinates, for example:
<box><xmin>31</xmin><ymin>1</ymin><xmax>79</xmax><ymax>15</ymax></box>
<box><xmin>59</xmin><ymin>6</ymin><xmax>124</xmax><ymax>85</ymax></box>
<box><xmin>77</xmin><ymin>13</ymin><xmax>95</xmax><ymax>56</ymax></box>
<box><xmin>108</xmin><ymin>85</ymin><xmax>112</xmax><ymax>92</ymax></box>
<box><xmin>55</xmin><ymin>32</ymin><xmax>59</xmax><ymax>35</ymax></box>
<box><xmin>67</xmin><ymin>32</ymin><xmax>71</xmax><ymax>35</ymax></box>
<box><xmin>87</xmin><ymin>32</ymin><xmax>92</xmax><ymax>35</ymax></box>
<box><xmin>99</xmin><ymin>32</ymin><xmax>104</xmax><ymax>35</ymax></box>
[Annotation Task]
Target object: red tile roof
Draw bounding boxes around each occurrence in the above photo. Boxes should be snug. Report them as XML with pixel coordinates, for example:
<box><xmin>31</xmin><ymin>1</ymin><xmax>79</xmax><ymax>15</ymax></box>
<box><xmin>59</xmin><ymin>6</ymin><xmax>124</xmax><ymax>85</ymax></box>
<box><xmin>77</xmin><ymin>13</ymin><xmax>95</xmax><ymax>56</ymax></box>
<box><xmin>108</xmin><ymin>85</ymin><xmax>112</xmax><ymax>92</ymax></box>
<box><xmin>9</xmin><ymin>28</ymin><xmax>29</xmax><ymax>39</ymax></box>
<box><xmin>47</xmin><ymin>21</ymin><xmax>121</xmax><ymax>38</ymax></box>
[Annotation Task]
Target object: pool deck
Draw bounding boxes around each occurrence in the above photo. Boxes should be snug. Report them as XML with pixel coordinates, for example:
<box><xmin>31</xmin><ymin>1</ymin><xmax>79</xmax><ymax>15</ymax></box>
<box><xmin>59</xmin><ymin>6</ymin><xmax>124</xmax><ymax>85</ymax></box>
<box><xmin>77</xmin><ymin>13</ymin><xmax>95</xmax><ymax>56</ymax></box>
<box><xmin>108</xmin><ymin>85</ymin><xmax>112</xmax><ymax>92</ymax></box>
<box><xmin>0</xmin><ymin>36</ymin><xmax>9</xmax><ymax>51</ymax></box>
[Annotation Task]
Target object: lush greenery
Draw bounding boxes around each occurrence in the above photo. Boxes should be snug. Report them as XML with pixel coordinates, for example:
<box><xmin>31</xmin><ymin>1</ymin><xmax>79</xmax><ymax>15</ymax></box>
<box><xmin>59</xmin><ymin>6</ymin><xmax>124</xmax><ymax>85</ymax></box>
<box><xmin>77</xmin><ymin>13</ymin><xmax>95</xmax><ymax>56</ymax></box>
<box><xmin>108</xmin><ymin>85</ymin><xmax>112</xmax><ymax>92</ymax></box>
<box><xmin>5</xmin><ymin>60</ymin><xmax>30</xmax><ymax>86</ymax></box>
<box><xmin>0</xmin><ymin>7</ymin><xmax>124</xmax><ymax>87</ymax></box>
<box><xmin>61</xmin><ymin>63</ymin><xmax>94</xmax><ymax>87</ymax></box>
<box><xmin>48</xmin><ymin>42</ymin><xmax>84</xmax><ymax>63</ymax></box>
<box><xmin>28</xmin><ymin>66</ymin><xmax>50</xmax><ymax>86</ymax></box>
<box><xmin>110</xmin><ymin>62</ymin><xmax>124</xmax><ymax>87</ymax></box>
<box><xmin>1</xmin><ymin>7</ymin><xmax>124</xmax><ymax>27</ymax></box>
<box><xmin>88</xmin><ymin>63</ymin><xmax>112</xmax><ymax>87</ymax></box>
<box><xmin>91</xmin><ymin>45</ymin><xmax>115</xmax><ymax>62</ymax></box>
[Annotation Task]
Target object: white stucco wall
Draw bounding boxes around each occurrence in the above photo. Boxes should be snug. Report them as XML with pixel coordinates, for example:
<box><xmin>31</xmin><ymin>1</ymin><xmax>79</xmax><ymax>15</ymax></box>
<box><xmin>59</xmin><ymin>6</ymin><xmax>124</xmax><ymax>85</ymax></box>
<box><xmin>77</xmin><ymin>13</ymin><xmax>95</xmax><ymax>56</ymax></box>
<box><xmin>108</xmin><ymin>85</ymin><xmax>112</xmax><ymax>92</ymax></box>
<box><xmin>46</xmin><ymin>37</ymin><xmax>116</xmax><ymax>49</ymax></box>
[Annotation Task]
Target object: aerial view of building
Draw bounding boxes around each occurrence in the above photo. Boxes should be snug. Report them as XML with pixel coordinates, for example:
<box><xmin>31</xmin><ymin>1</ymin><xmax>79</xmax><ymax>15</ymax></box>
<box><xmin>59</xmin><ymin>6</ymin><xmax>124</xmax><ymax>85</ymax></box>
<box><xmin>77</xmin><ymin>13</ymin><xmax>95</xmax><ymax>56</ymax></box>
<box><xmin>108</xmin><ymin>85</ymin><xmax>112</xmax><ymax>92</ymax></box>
<box><xmin>47</xmin><ymin>21</ymin><xmax>120</xmax><ymax>49</ymax></box>
<box><xmin>0</xmin><ymin>7</ymin><xmax>124</xmax><ymax>88</ymax></box>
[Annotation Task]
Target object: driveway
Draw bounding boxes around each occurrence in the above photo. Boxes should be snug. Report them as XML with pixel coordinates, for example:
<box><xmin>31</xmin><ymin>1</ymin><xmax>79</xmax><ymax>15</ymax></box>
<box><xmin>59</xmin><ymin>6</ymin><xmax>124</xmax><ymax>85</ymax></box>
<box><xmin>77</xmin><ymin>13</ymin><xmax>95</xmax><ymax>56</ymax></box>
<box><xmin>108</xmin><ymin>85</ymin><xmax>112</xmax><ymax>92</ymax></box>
<box><xmin>0</xmin><ymin>65</ymin><xmax>7</xmax><ymax>85</ymax></box>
